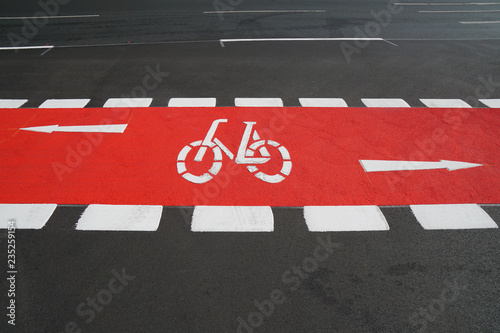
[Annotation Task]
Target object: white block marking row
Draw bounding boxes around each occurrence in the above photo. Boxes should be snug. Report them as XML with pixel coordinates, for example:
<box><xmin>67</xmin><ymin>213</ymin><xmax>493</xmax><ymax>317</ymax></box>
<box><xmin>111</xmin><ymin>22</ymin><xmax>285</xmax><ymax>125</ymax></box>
<box><xmin>191</xmin><ymin>206</ymin><xmax>274</xmax><ymax>232</ymax></box>
<box><xmin>479</xmin><ymin>99</ymin><xmax>500</xmax><ymax>108</ymax></box>
<box><xmin>76</xmin><ymin>205</ymin><xmax>162</xmax><ymax>231</ymax></box>
<box><xmin>420</xmin><ymin>99</ymin><xmax>471</xmax><ymax>108</ymax></box>
<box><xmin>304</xmin><ymin>206</ymin><xmax>390</xmax><ymax>231</ymax></box>
<box><xmin>0</xmin><ymin>99</ymin><xmax>28</xmax><ymax>108</ymax></box>
<box><xmin>168</xmin><ymin>98</ymin><xmax>216</xmax><ymax>107</ymax></box>
<box><xmin>299</xmin><ymin>98</ymin><xmax>348</xmax><ymax>107</ymax></box>
<box><xmin>38</xmin><ymin>99</ymin><xmax>90</xmax><ymax>108</ymax></box>
<box><xmin>0</xmin><ymin>204</ymin><xmax>57</xmax><ymax>229</ymax></box>
<box><xmin>235</xmin><ymin>98</ymin><xmax>283</xmax><ymax>107</ymax></box>
<box><xmin>410</xmin><ymin>204</ymin><xmax>498</xmax><ymax>230</ymax></box>
<box><xmin>104</xmin><ymin>98</ymin><xmax>152</xmax><ymax>107</ymax></box>
<box><xmin>362</xmin><ymin>98</ymin><xmax>411</xmax><ymax>107</ymax></box>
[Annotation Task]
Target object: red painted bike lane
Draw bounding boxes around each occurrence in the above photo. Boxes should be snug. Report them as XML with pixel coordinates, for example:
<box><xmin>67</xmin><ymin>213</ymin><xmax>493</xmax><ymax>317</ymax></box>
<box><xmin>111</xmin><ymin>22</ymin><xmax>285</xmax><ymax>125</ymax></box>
<box><xmin>0</xmin><ymin>107</ymin><xmax>498</xmax><ymax>206</ymax></box>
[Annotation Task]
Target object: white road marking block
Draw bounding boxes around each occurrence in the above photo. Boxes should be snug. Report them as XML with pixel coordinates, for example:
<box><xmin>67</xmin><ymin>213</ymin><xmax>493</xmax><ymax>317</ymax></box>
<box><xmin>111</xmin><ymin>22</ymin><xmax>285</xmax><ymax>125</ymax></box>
<box><xmin>235</xmin><ymin>98</ymin><xmax>284</xmax><ymax>107</ymax></box>
<box><xmin>361</xmin><ymin>98</ymin><xmax>411</xmax><ymax>107</ymax></box>
<box><xmin>0</xmin><ymin>99</ymin><xmax>28</xmax><ymax>108</ymax></box>
<box><xmin>304</xmin><ymin>206</ymin><xmax>389</xmax><ymax>231</ymax></box>
<box><xmin>410</xmin><ymin>204</ymin><xmax>498</xmax><ymax>230</ymax></box>
<box><xmin>38</xmin><ymin>99</ymin><xmax>90</xmax><ymax>108</ymax></box>
<box><xmin>103</xmin><ymin>98</ymin><xmax>152</xmax><ymax>107</ymax></box>
<box><xmin>420</xmin><ymin>99</ymin><xmax>471</xmax><ymax>108</ymax></box>
<box><xmin>0</xmin><ymin>204</ymin><xmax>56</xmax><ymax>229</ymax></box>
<box><xmin>21</xmin><ymin>124</ymin><xmax>128</xmax><ymax>133</ymax></box>
<box><xmin>299</xmin><ymin>98</ymin><xmax>348</xmax><ymax>107</ymax></box>
<box><xmin>191</xmin><ymin>206</ymin><xmax>274</xmax><ymax>232</ymax></box>
<box><xmin>479</xmin><ymin>99</ymin><xmax>500</xmax><ymax>107</ymax></box>
<box><xmin>76</xmin><ymin>205</ymin><xmax>162</xmax><ymax>231</ymax></box>
<box><xmin>168</xmin><ymin>98</ymin><xmax>217</xmax><ymax>107</ymax></box>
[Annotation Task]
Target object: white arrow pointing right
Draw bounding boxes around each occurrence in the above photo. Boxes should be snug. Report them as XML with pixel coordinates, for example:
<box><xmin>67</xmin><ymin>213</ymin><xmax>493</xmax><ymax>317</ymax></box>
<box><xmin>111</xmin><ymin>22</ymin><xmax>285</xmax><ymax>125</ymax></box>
<box><xmin>360</xmin><ymin>159</ymin><xmax>483</xmax><ymax>172</ymax></box>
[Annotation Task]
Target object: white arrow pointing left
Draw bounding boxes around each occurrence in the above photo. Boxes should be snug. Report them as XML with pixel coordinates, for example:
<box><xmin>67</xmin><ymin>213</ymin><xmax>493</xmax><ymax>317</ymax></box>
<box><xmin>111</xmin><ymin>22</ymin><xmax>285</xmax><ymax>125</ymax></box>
<box><xmin>20</xmin><ymin>124</ymin><xmax>128</xmax><ymax>133</ymax></box>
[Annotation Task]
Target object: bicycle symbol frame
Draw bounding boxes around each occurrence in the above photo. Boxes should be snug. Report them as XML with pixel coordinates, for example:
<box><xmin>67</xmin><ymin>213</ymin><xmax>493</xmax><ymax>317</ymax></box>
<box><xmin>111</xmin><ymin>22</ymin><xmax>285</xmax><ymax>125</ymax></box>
<box><xmin>177</xmin><ymin>119</ymin><xmax>292</xmax><ymax>184</ymax></box>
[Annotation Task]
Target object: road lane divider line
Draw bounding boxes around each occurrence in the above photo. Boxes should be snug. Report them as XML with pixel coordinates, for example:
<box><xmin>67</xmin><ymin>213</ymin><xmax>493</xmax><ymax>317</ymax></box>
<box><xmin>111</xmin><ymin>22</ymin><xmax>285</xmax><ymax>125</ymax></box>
<box><xmin>479</xmin><ymin>99</ymin><xmax>500</xmax><ymax>107</ymax></box>
<box><xmin>76</xmin><ymin>205</ymin><xmax>162</xmax><ymax>231</ymax></box>
<box><xmin>299</xmin><ymin>98</ymin><xmax>348</xmax><ymax>107</ymax></box>
<box><xmin>235</xmin><ymin>98</ymin><xmax>283</xmax><ymax>107</ymax></box>
<box><xmin>420</xmin><ymin>99</ymin><xmax>472</xmax><ymax>108</ymax></box>
<box><xmin>304</xmin><ymin>206</ymin><xmax>390</xmax><ymax>231</ymax></box>
<box><xmin>0</xmin><ymin>45</ymin><xmax>54</xmax><ymax>51</ymax></box>
<box><xmin>0</xmin><ymin>15</ymin><xmax>99</xmax><ymax>20</ymax></box>
<box><xmin>460</xmin><ymin>20</ymin><xmax>500</xmax><ymax>24</ymax></box>
<box><xmin>191</xmin><ymin>206</ymin><xmax>274</xmax><ymax>232</ymax></box>
<box><xmin>361</xmin><ymin>98</ymin><xmax>411</xmax><ymax>107</ymax></box>
<box><xmin>0</xmin><ymin>204</ymin><xmax>57</xmax><ymax>229</ymax></box>
<box><xmin>420</xmin><ymin>9</ymin><xmax>500</xmax><ymax>12</ymax></box>
<box><xmin>204</xmin><ymin>10</ymin><xmax>326</xmax><ymax>14</ymax></box>
<box><xmin>103</xmin><ymin>98</ymin><xmax>152</xmax><ymax>108</ymax></box>
<box><xmin>410</xmin><ymin>204</ymin><xmax>498</xmax><ymax>229</ymax></box>
<box><xmin>168</xmin><ymin>98</ymin><xmax>217</xmax><ymax>107</ymax></box>
<box><xmin>38</xmin><ymin>99</ymin><xmax>90</xmax><ymax>108</ymax></box>
<box><xmin>0</xmin><ymin>99</ymin><xmax>28</xmax><ymax>108</ymax></box>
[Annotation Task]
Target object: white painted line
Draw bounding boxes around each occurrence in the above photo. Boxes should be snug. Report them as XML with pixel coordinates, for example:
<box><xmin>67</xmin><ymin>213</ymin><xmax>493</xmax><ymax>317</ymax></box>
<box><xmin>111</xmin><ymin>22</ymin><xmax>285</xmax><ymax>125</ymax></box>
<box><xmin>479</xmin><ymin>99</ymin><xmax>500</xmax><ymax>107</ymax></box>
<box><xmin>0</xmin><ymin>45</ymin><xmax>54</xmax><ymax>51</ymax></box>
<box><xmin>235</xmin><ymin>98</ymin><xmax>283</xmax><ymax>107</ymax></box>
<box><xmin>168</xmin><ymin>98</ymin><xmax>217</xmax><ymax>107</ymax></box>
<box><xmin>191</xmin><ymin>206</ymin><xmax>274</xmax><ymax>232</ymax></box>
<box><xmin>221</xmin><ymin>38</ymin><xmax>384</xmax><ymax>43</ymax></box>
<box><xmin>0</xmin><ymin>204</ymin><xmax>56</xmax><ymax>229</ymax></box>
<box><xmin>420</xmin><ymin>99</ymin><xmax>471</xmax><ymax>108</ymax></box>
<box><xmin>410</xmin><ymin>204</ymin><xmax>498</xmax><ymax>230</ymax></box>
<box><xmin>38</xmin><ymin>99</ymin><xmax>90</xmax><ymax>108</ymax></box>
<box><xmin>361</xmin><ymin>98</ymin><xmax>411</xmax><ymax>107</ymax></box>
<box><xmin>360</xmin><ymin>159</ymin><xmax>482</xmax><ymax>172</ymax></box>
<box><xmin>21</xmin><ymin>124</ymin><xmax>128</xmax><ymax>133</ymax></box>
<box><xmin>103</xmin><ymin>98</ymin><xmax>152</xmax><ymax>107</ymax></box>
<box><xmin>460</xmin><ymin>20</ymin><xmax>500</xmax><ymax>24</ymax></box>
<box><xmin>304</xmin><ymin>206</ymin><xmax>390</xmax><ymax>232</ymax></box>
<box><xmin>76</xmin><ymin>205</ymin><xmax>162</xmax><ymax>231</ymax></box>
<box><xmin>205</xmin><ymin>10</ymin><xmax>326</xmax><ymax>14</ymax></box>
<box><xmin>0</xmin><ymin>99</ymin><xmax>28</xmax><ymax>108</ymax></box>
<box><xmin>299</xmin><ymin>98</ymin><xmax>348</xmax><ymax>107</ymax></box>
<box><xmin>395</xmin><ymin>2</ymin><xmax>500</xmax><ymax>5</ymax></box>
<box><xmin>420</xmin><ymin>9</ymin><xmax>500</xmax><ymax>12</ymax></box>
<box><xmin>0</xmin><ymin>15</ymin><xmax>99</xmax><ymax>20</ymax></box>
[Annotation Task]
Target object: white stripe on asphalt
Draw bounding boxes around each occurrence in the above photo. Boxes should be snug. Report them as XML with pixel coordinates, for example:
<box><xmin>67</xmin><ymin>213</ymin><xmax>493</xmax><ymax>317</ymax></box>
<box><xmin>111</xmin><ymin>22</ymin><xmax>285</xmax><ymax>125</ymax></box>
<box><xmin>304</xmin><ymin>206</ymin><xmax>390</xmax><ymax>231</ymax></box>
<box><xmin>420</xmin><ymin>99</ymin><xmax>471</xmax><ymax>108</ymax></box>
<box><xmin>235</xmin><ymin>98</ymin><xmax>283</xmax><ymax>107</ymax></box>
<box><xmin>299</xmin><ymin>98</ymin><xmax>348</xmax><ymax>107</ymax></box>
<box><xmin>0</xmin><ymin>15</ymin><xmax>99</xmax><ymax>20</ymax></box>
<box><xmin>0</xmin><ymin>45</ymin><xmax>54</xmax><ymax>51</ymax></box>
<box><xmin>460</xmin><ymin>20</ymin><xmax>500</xmax><ymax>24</ymax></box>
<box><xmin>39</xmin><ymin>99</ymin><xmax>90</xmax><ymax>108</ymax></box>
<box><xmin>76</xmin><ymin>205</ymin><xmax>162</xmax><ymax>231</ymax></box>
<box><xmin>191</xmin><ymin>206</ymin><xmax>274</xmax><ymax>232</ymax></box>
<box><xmin>421</xmin><ymin>9</ymin><xmax>500</xmax><ymax>12</ymax></box>
<box><xmin>103</xmin><ymin>98</ymin><xmax>153</xmax><ymax>107</ymax></box>
<box><xmin>361</xmin><ymin>98</ymin><xmax>411</xmax><ymax>107</ymax></box>
<box><xmin>221</xmin><ymin>38</ymin><xmax>384</xmax><ymax>44</ymax></box>
<box><xmin>0</xmin><ymin>99</ymin><xmax>28</xmax><ymax>108</ymax></box>
<box><xmin>168</xmin><ymin>98</ymin><xmax>217</xmax><ymax>107</ymax></box>
<box><xmin>410</xmin><ymin>204</ymin><xmax>498</xmax><ymax>229</ymax></box>
<box><xmin>479</xmin><ymin>99</ymin><xmax>500</xmax><ymax>107</ymax></box>
<box><xmin>0</xmin><ymin>204</ymin><xmax>57</xmax><ymax>229</ymax></box>
<box><xmin>396</xmin><ymin>2</ymin><xmax>500</xmax><ymax>4</ymax></box>
<box><xmin>204</xmin><ymin>10</ymin><xmax>326</xmax><ymax>14</ymax></box>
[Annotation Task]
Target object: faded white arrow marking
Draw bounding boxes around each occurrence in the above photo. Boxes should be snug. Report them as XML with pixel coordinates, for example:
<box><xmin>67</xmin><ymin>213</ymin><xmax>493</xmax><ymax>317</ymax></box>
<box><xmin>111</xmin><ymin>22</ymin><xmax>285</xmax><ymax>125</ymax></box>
<box><xmin>360</xmin><ymin>159</ymin><xmax>483</xmax><ymax>172</ymax></box>
<box><xmin>20</xmin><ymin>124</ymin><xmax>128</xmax><ymax>133</ymax></box>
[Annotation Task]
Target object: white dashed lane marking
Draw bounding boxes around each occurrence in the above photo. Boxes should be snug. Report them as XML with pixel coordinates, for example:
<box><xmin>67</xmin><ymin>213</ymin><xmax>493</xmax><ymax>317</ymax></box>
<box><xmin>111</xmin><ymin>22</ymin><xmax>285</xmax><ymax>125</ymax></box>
<box><xmin>420</xmin><ymin>99</ymin><xmax>472</xmax><ymax>108</ymax></box>
<box><xmin>168</xmin><ymin>98</ymin><xmax>217</xmax><ymax>107</ymax></box>
<box><xmin>479</xmin><ymin>99</ymin><xmax>500</xmax><ymax>107</ymax></box>
<box><xmin>191</xmin><ymin>206</ymin><xmax>274</xmax><ymax>232</ymax></box>
<box><xmin>0</xmin><ymin>204</ymin><xmax>57</xmax><ymax>229</ymax></box>
<box><xmin>235</xmin><ymin>98</ymin><xmax>284</xmax><ymax>107</ymax></box>
<box><xmin>299</xmin><ymin>98</ymin><xmax>348</xmax><ymax>107</ymax></box>
<box><xmin>361</xmin><ymin>98</ymin><xmax>411</xmax><ymax>107</ymax></box>
<box><xmin>0</xmin><ymin>99</ymin><xmax>28</xmax><ymax>108</ymax></box>
<box><xmin>304</xmin><ymin>206</ymin><xmax>390</xmax><ymax>231</ymax></box>
<box><xmin>76</xmin><ymin>204</ymin><xmax>162</xmax><ymax>231</ymax></box>
<box><xmin>410</xmin><ymin>204</ymin><xmax>498</xmax><ymax>230</ymax></box>
<box><xmin>103</xmin><ymin>98</ymin><xmax>153</xmax><ymax>107</ymax></box>
<box><xmin>38</xmin><ymin>99</ymin><xmax>90</xmax><ymax>108</ymax></box>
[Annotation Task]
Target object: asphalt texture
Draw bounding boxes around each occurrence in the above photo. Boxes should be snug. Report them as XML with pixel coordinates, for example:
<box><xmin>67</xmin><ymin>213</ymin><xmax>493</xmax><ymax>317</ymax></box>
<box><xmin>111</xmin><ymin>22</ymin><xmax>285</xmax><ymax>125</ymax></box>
<box><xmin>1</xmin><ymin>0</ymin><xmax>500</xmax><ymax>332</ymax></box>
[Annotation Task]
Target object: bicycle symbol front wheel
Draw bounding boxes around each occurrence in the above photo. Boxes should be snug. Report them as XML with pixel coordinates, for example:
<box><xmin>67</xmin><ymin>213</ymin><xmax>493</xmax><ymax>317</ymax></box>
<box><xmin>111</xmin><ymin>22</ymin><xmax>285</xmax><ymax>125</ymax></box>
<box><xmin>176</xmin><ymin>140</ymin><xmax>222</xmax><ymax>184</ymax></box>
<box><xmin>245</xmin><ymin>140</ymin><xmax>292</xmax><ymax>183</ymax></box>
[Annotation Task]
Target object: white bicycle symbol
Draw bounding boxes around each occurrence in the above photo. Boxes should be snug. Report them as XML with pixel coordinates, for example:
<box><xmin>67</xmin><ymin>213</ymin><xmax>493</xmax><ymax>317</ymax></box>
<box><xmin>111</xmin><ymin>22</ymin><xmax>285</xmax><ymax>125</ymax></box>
<box><xmin>177</xmin><ymin>119</ymin><xmax>292</xmax><ymax>184</ymax></box>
